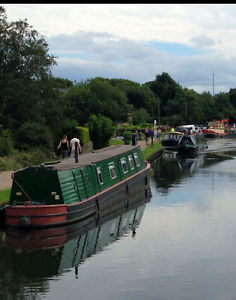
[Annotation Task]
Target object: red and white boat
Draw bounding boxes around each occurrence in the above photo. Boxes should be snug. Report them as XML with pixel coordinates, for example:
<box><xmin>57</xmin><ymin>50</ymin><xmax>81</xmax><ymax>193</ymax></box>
<box><xmin>201</xmin><ymin>119</ymin><xmax>228</xmax><ymax>138</ymax></box>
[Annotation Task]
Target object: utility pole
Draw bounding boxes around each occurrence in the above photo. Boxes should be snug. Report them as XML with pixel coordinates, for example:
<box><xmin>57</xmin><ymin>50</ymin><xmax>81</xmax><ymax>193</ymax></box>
<box><xmin>157</xmin><ymin>97</ymin><xmax>160</xmax><ymax>126</ymax></box>
<box><xmin>212</xmin><ymin>73</ymin><xmax>215</xmax><ymax>96</ymax></box>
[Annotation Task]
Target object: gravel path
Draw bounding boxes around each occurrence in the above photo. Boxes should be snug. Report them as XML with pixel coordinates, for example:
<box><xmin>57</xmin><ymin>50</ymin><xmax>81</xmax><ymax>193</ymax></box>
<box><xmin>0</xmin><ymin>171</ymin><xmax>13</xmax><ymax>190</ymax></box>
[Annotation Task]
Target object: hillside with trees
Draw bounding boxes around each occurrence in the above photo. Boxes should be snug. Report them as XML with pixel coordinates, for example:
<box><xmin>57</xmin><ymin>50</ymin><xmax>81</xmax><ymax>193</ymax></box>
<box><xmin>1</xmin><ymin>6</ymin><xmax>236</xmax><ymax>162</ymax></box>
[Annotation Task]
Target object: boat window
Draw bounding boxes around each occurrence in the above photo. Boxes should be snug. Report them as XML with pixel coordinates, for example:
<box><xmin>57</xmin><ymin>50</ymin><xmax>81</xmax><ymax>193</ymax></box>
<box><xmin>134</xmin><ymin>153</ymin><xmax>140</xmax><ymax>167</ymax></box>
<box><xmin>128</xmin><ymin>155</ymin><xmax>135</xmax><ymax>170</ymax></box>
<box><xmin>108</xmin><ymin>162</ymin><xmax>117</xmax><ymax>179</ymax></box>
<box><xmin>164</xmin><ymin>134</ymin><xmax>168</xmax><ymax>140</ymax></box>
<box><xmin>120</xmin><ymin>158</ymin><xmax>128</xmax><ymax>173</ymax></box>
<box><xmin>96</xmin><ymin>167</ymin><xmax>103</xmax><ymax>184</ymax></box>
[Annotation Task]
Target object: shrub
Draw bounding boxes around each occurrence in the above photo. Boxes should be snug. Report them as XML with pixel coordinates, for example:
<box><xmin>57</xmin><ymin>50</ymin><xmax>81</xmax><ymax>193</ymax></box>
<box><xmin>123</xmin><ymin>130</ymin><xmax>132</xmax><ymax>140</ymax></box>
<box><xmin>15</xmin><ymin>122</ymin><xmax>53</xmax><ymax>150</ymax></box>
<box><xmin>86</xmin><ymin>114</ymin><xmax>115</xmax><ymax>149</ymax></box>
<box><xmin>0</xmin><ymin>125</ymin><xmax>14</xmax><ymax>156</ymax></box>
<box><xmin>77</xmin><ymin>126</ymin><xmax>90</xmax><ymax>145</ymax></box>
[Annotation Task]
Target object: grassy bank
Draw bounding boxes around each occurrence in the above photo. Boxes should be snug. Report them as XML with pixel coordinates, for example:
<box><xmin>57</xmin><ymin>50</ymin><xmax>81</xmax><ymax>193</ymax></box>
<box><xmin>0</xmin><ymin>148</ymin><xmax>56</xmax><ymax>171</ymax></box>
<box><xmin>142</xmin><ymin>141</ymin><xmax>163</xmax><ymax>160</ymax></box>
<box><xmin>0</xmin><ymin>189</ymin><xmax>11</xmax><ymax>206</ymax></box>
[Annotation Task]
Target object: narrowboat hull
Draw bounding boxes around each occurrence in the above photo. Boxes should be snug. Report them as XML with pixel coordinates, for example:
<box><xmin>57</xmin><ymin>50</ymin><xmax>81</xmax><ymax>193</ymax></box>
<box><xmin>5</xmin><ymin>145</ymin><xmax>151</xmax><ymax>228</ymax></box>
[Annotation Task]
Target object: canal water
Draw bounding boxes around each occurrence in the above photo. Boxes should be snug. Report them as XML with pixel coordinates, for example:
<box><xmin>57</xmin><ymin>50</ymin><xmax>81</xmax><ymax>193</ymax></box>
<box><xmin>1</xmin><ymin>138</ymin><xmax>236</xmax><ymax>300</ymax></box>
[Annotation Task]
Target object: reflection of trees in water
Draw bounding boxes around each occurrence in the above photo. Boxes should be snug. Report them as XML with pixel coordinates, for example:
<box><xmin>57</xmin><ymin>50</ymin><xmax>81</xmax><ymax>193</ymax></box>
<box><xmin>151</xmin><ymin>155</ymin><xmax>184</xmax><ymax>194</ymax></box>
<box><xmin>151</xmin><ymin>152</ymin><xmax>232</xmax><ymax>194</ymax></box>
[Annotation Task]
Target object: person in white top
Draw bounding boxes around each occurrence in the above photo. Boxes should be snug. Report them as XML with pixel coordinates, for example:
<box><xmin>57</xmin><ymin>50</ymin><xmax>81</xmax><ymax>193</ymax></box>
<box><xmin>70</xmin><ymin>134</ymin><xmax>81</xmax><ymax>158</ymax></box>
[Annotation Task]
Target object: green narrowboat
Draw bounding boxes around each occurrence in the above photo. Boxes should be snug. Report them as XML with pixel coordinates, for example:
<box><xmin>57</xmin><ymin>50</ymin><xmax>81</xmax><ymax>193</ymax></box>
<box><xmin>5</xmin><ymin>145</ymin><xmax>151</xmax><ymax>228</ymax></box>
<box><xmin>177</xmin><ymin>132</ymin><xmax>207</xmax><ymax>157</ymax></box>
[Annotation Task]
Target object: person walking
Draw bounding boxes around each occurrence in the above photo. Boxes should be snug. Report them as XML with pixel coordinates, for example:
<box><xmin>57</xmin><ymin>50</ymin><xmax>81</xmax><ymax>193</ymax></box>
<box><xmin>57</xmin><ymin>135</ymin><xmax>70</xmax><ymax>159</ymax></box>
<box><xmin>144</xmin><ymin>129</ymin><xmax>149</xmax><ymax>145</ymax></box>
<box><xmin>70</xmin><ymin>134</ymin><xmax>82</xmax><ymax>158</ymax></box>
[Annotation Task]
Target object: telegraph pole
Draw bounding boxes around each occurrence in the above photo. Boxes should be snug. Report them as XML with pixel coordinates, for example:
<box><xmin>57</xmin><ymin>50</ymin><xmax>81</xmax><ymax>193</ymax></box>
<box><xmin>212</xmin><ymin>73</ymin><xmax>215</xmax><ymax>96</ymax></box>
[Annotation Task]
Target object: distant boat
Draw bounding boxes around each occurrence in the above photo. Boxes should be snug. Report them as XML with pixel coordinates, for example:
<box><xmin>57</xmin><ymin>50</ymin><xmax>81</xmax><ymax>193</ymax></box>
<box><xmin>5</xmin><ymin>145</ymin><xmax>151</xmax><ymax>228</ymax></box>
<box><xmin>177</xmin><ymin>132</ymin><xmax>207</xmax><ymax>157</ymax></box>
<box><xmin>202</xmin><ymin>119</ymin><xmax>228</xmax><ymax>138</ymax></box>
<box><xmin>161</xmin><ymin>132</ymin><xmax>183</xmax><ymax>151</ymax></box>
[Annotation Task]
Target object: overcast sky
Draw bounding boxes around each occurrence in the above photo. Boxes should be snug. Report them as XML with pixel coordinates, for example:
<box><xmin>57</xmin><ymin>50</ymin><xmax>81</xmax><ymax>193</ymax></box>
<box><xmin>3</xmin><ymin>4</ymin><xmax>236</xmax><ymax>94</ymax></box>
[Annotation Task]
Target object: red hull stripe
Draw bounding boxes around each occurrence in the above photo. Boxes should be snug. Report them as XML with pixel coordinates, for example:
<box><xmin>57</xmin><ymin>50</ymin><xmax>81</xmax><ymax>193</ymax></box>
<box><xmin>6</xmin><ymin>205</ymin><xmax>67</xmax><ymax>217</ymax></box>
<box><xmin>6</xmin><ymin>215</ymin><xmax>67</xmax><ymax>227</ymax></box>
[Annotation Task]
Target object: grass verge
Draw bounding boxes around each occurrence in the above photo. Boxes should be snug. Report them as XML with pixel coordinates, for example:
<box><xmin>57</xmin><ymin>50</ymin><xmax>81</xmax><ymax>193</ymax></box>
<box><xmin>0</xmin><ymin>188</ymin><xmax>11</xmax><ymax>206</ymax></box>
<box><xmin>142</xmin><ymin>141</ymin><xmax>163</xmax><ymax>160</ymax></box>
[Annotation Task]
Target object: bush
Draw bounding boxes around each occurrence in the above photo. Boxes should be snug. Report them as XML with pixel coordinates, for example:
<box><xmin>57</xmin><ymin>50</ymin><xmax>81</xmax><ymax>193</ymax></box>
<box><xmin>123</xmin><ymin>130</ymin><xmax>132</xmax><ymax>140</ymax></box>
<box><xmin>86</xmin><ymin>114</ymin><xmax>115</xmax><ymax>149</ymax></box>
<box><xmin>0</xmin><ymin>125</ymin><xmax>14</xmax><ymax>156</ymax></box>
<box><xmin>15</xmin><ymin>122</ymin><xmax>53</xmax><ymax>150</ymax></box>
<box><xmin>0</xmin><ymin>148</ymin><xmax>56</xmax><ymax>171</ymax></box>
<box><xmin>77</xmin><ymin>126</ymin><xmax>90</xmax><ymax>145</ymax></box>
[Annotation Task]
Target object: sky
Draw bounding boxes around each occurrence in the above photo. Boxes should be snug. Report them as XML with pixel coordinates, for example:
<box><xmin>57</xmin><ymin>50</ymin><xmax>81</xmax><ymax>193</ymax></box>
<box><xmin>3</xmin><ymin>3</ymin><xmax>236</xmax><ymax>94</ymax></box>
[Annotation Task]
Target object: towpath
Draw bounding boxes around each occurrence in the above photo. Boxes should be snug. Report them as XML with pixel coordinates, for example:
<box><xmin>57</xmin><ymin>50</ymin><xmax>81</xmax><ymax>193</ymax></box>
<box><xmin>0</xmin><ymin>171</ymin><xmax>13</xmax><ymax>190</ymax></box>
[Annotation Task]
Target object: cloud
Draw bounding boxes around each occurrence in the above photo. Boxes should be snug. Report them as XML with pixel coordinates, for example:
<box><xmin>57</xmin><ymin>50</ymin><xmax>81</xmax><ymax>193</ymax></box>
<box><xmin>190</xmin><ymin>34</ymin><xmax>215</xmax><ymax>48</ymax></box>
<box><xmin>4</xmin><ymin>4</ymin><xmax>236</xmax><ymax>93</ymax></box>
<box><xmin>49</xmin><ymin>30</ymin><xmax>236</xmax><ymax>93</ymax></box>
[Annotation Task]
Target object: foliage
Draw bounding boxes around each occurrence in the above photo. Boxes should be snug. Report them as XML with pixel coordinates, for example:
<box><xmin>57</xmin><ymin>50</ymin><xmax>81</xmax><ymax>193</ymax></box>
<box><xmin>15</xmin><ymin>122</ymin><xmax>53</xmax><ymax>150</ymax></box>
<box><xmin>0</xmin><ymin>148</ymin><xmax>56</xmax><ymax>171</ymax></box>
<box><xmin>123</xmin><ymin>130</ymin><xmax>132</xmax><ymax>140</ymax></box>
<box><xmin>86</xmin><ymin>114</ymin><xmax>115</xmax><ymax>149</ymax></box>
<box><xmin>0</xmin><ymin>125</ymin><xmax>13</xmax><ymax>156</ymax></box>
<box><xmin>0</xmin><ymin>6</ymin><xmax>65</xmax><ymax>150</ymax></box>
<box><xmin>76</xmin><ymin>126</ymin><xmax>90</xmax><ymax>145</ymax></box>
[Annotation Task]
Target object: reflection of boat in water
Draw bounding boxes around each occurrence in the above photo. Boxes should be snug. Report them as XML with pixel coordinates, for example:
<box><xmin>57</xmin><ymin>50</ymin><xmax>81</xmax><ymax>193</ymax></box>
<box><xmin>152</xmin><ymin>148</ymin><xmax>233</xmax><ymax>194</ymax></box>
<box><xmin>161</xmin><ymin>132</ymin><xmax>183</xmax><ymax>151</ymax></box>
<box><xmin>4</xmin><ymin>195</ymin><xmax>149</xmax><ymax>275</ymax></box>
<box><xmin>177</xmin><ymin>155</ymin><xmax>205</xmax><ymax>174</ymax></box>
<box><xmin>5</xmin><ymin>145</ymin><xmax>151</xmax><ymax>228</ymax></box>
<box><xmin>162</xmin><ymin>151</ymin><xmax>205</xmax><ymax>174</ymax></box>
<box><xmin>177</xmin><ymin>133</ymin><xmax>207</xmax><ymax>157</ymax></box>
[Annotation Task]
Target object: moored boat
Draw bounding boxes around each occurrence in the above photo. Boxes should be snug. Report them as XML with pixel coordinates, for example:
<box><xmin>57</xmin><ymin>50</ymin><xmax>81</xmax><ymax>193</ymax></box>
<box><xmin>202</xmin><ymin>119</ymin><xmax>228</xmax><ymax>138</ymax></box>
<box><xmin>177</xmin><ymin>132</ymin><xmax>207</xmax><ymax>157</ymax></box>
<box><xmin>5</xmin><ymin>145</ymin><xmax>151</xmax><ymax>228</ymax></box>
<box><xmin>161</xmin><ymin>132</ymin><xmax>183</xmax><ymax>151</ymax></box>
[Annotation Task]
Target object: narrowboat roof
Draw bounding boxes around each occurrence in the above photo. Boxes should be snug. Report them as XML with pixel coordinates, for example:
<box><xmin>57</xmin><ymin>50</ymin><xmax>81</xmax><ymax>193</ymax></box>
<box><xmin>41</xmin><ymin>144</ymin><xmax>141</xmax><ymax>171</ymax></box>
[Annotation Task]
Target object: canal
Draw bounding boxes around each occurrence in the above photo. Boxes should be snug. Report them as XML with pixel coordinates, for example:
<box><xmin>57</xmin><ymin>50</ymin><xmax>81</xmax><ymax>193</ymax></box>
<box><xmin>1</xmin><ymin>138</ymin><xmax>236</xmax><ymax>300</ymax></box>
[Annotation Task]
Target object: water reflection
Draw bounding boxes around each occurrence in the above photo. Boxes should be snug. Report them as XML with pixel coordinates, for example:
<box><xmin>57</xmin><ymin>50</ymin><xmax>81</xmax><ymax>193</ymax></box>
<box><xmin>152</xmin><ymin>149</ymin><xmax>234</xmax><ymax>194</ymax></box>
<box><xmin>0</xmin><ymin>195</ymin><xmax>149</xmax><ymax>299</ymax></box>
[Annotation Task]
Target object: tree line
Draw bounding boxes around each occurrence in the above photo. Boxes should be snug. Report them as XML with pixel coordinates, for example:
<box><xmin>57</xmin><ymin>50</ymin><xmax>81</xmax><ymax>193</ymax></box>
<box><xmin>1</xmin><ymin>6</ymin><xmax>236</xmax><ymax>155</ymax></box>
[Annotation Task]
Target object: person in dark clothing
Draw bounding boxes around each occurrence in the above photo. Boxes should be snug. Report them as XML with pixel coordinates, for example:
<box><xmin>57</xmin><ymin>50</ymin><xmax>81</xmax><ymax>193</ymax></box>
<box><xmin>144</xmin><ymin>129</ymin><xmax>149</xmax><ymax>145</ymax></box>
<box><xmin>57</xmin><ymin>135</ymin><xmax>70</xmax><ymax>158</ymax></box>
<box><xmin>148</xmin><ymin>127</ymin><xmax>154</xmax><ymax>145</ymax></box>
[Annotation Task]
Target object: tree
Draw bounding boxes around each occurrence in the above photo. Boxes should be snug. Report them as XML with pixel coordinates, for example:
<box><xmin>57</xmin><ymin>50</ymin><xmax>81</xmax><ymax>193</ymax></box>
<box><xmin>86</xmin><ymin>114</ymin><xmax>115</xmax><ymax>149</ymax></box>
<box><xmin>0</xmin><ymin>6</ymin><xmax>59</xmax><ymax>148</ymax></box>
